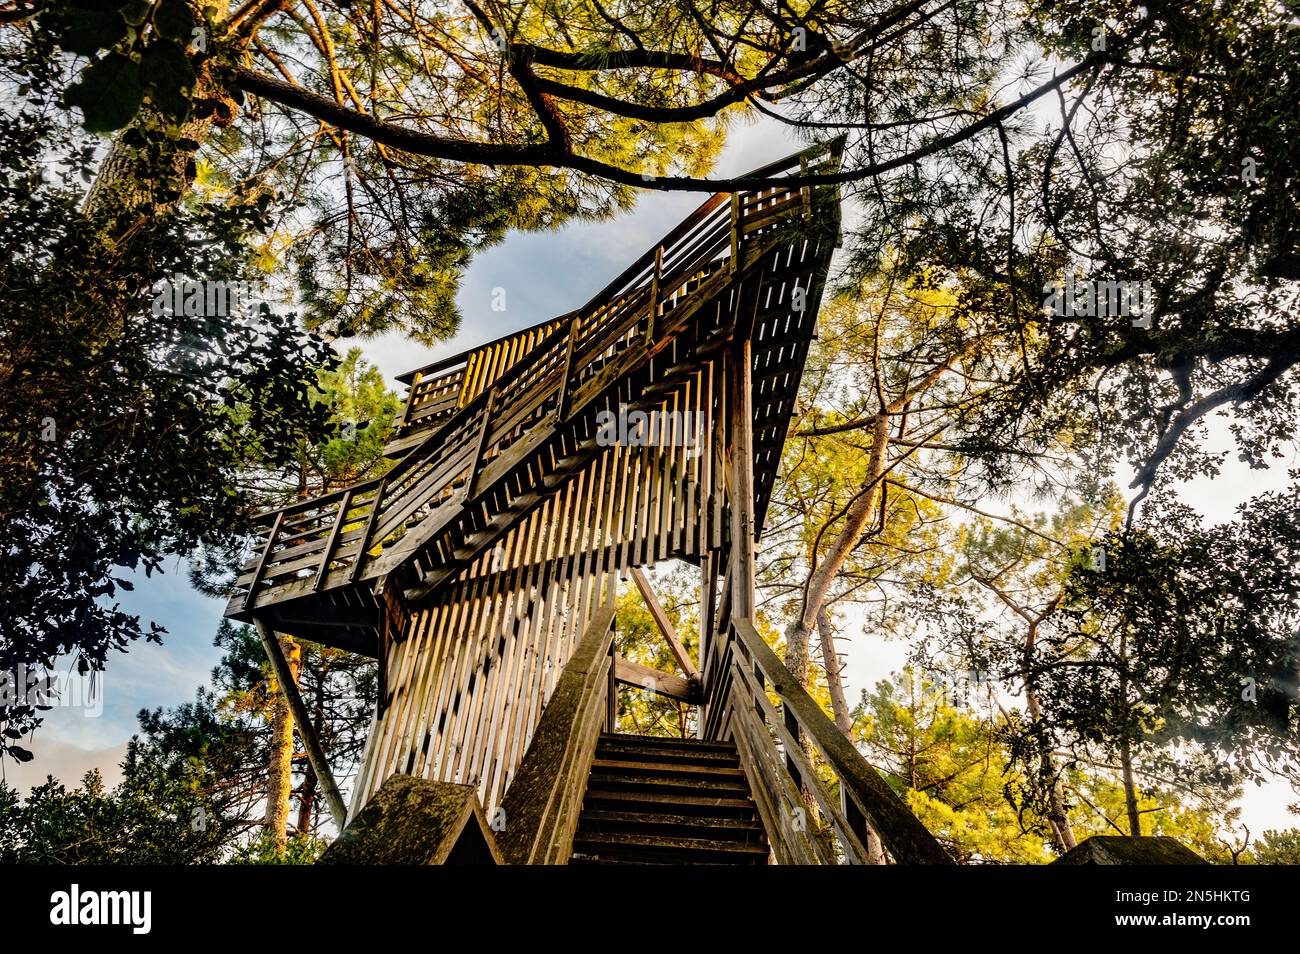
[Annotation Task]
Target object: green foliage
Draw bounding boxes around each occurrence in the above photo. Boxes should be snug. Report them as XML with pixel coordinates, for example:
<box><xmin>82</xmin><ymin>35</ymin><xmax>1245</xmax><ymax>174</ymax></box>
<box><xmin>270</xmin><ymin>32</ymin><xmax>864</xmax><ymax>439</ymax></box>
<box><xmin>43</xmin><ymin>0</ymin><xmax>200</xmax><ymax>132</ymax></box>
<box><xmin>228</xmin><ymin>832</ymin><xmax>329</xmax><ymax>865</ymax></box>
<box><xmin>0</xmin><ymin>754</ymin><xmax>228</xmax><ymax>864</ymax></box>
<box><xmin>1052</xmin><ymin>496</ymin><xmax>1300</xmax><ymax>787</ymax></box>
<box><xmin>1065</xmin><ymin>769</ymin><xmax>1243</xmax><ymax>863</ymax></box>
<box><xmin>138</xmin><ymin>619</ymin><xmax>376</xmax><ymax>846</ymax></box>
<box><xmin>306</xmin><ymin>348</ymin><xmax>402</xmax><ymax>490</ymax></box>
<box><xmin>0</xmin><ymin>56</ymin><xmax>335</xmax><ymax>751</ymax></box>
<box><xmin>855</xmin><ymin>670</ymin><xmax>1054</xmax><ymax>863</ymax></box>
<box><xmin>1252</xmin><ymin>828</ymin><xmax>1300</xmax><ymax>865</ymax></box>
<box><xmin>854</xmin><ymin>669</ymin><xmax>1247</xmax><ymax>863</ymax></box>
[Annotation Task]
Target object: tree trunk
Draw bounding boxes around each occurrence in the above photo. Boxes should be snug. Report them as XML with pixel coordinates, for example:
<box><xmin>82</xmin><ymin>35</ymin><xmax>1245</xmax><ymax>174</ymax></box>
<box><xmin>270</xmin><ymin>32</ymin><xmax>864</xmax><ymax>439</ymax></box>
<box><xmin>1120</xmin><ymin>736</ymin><xmax>1142</xmax><ymax>837</ymax></box>
<box><xmin>816</xmin><ymin>605</ymin><xmax>852</xmax><ymax>734</ymax></box>
<box><xmin>297</xmin><ymin>764</ymin><xmax>317</xmax><ymax>837</ymax></box>
<box><xmin>1118</xmin><ymin>628</ymin><xmax>1142</xmax><ymax>836</ymax></box>
<box><xmin>82</xmin><ymin>49</ymin><xmax>237</xmax><ymax>245</ymax></box>
<box><xmin>783</xmin><ymin>411</ymin><xmax>892</xmax><ymax>667</ymax></box>
<box><xmin>1022</xmin><ymin>621</ymin><xmax>1077</xmax><ymax>852</ymax></box>
<box><xmin>817</xmin><ymin>606</ymin><xmax>887</xmax><ymax>863</ymax></box>
<box><xmin>264</xmin><ymin>633</ymin><xmax>300</xmax><ymax>851</ymax></box>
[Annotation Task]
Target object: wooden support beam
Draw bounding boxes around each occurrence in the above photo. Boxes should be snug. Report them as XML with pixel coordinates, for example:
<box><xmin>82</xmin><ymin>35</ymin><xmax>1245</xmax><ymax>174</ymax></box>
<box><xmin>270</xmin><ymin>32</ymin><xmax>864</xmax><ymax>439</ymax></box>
<box><xmin>254</xmin><ymin>620</ymin><xmax>348</xmax><ymax>830</ymax></box>
<box><xmin>614</xmin><ymin>655</ymin><xmax>702</xmax><ymax>705</ymax></box>
<box><xmin>629</xmin><ymin>566</ymin><xmax>699</xmax><ymax>681</ymax></box>
<box><xmin>727</xmin><ymin>341</ymin><xmax>756</xmax><ymax>621</ymax></box>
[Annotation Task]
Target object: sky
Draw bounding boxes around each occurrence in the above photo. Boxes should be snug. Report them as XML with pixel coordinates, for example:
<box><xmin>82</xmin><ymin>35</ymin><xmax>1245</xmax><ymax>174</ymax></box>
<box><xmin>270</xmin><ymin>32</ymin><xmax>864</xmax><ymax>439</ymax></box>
<box><xmin>7</xmin><ymin>115</ymin><xmax>1296</xmax><ymax>837</ymax></box>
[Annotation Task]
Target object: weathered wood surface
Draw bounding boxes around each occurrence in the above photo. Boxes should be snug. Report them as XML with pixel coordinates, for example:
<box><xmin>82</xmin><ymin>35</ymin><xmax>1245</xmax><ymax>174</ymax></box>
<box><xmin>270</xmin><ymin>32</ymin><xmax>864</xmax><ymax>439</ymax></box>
<box><xmin>496</xmin><ymin>606</ymin><xmax>617</xmax><ymax>865</ymax></box>
<box><xmin>614</xmin><ymin>655</ymin><xmax>701</xmax><ymax>705</ymax></box>
<box><xmin>318</xmin><ymin>776</ymin><xmax>502</xmax><ymax>865</ymax></box>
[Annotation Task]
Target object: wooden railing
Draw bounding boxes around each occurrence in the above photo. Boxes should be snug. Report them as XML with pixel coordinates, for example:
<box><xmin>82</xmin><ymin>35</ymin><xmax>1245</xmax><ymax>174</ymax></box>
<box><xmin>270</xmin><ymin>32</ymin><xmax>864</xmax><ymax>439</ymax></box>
<box><xmin>231</xmin><ymin>141</ymin><xmax>844</xmax><ymax>617</ymax></box>
<box><xmin>716</xmin><ymin>618</ymin><xmax>952</xmax><ymax>865</ymax></box>
<box><xmin>388</xmin><ymin>317</ymin><xmax>568</xmax><ymax>456</ymax></box>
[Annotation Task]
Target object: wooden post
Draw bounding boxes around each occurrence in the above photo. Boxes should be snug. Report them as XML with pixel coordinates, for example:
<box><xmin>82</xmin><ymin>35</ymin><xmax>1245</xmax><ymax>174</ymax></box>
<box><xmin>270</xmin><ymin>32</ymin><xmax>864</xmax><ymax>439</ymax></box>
<box><xmin>696</xmin><ymin>550</ymin><xmax>719</xmax><ymax>739</ymax></box>
<box><xmin>242</xmin><ymin>509</ymin><xmax>284</xmax><ymax>612</ymax></box>
<box><xmin>254</xmin><ymin>619</ymin><xmax>348</xmax><ymax>830</ymax></box>
<box><xmin>349</xmin><ymin>474</ymin><xmax>388</xmax><ymax>583</ymax></box>
<box><xmin>729</xmin><ymin>192</ymin><xmax>741</xmax><ymax>275</ymax></box>
<box><xmin>648</xmin><ymin>244</ymin><xmax>663</xmax><ymax>341</ymax></box>
<box><xmin>799</xmin><ymin>155</ymin><xmax>812</xmax><ymax>219</ymax></box>
<box><xmin>314</xmin><ymin>489</ymin><xmax>353</xmax><ymax>592</ymax></box>
<box><xmin>554</xmin><ymin>313</ymin><xmax>579</xmax><ymax>423</ymax></box>
<box><xmin>397</xmin><ymin>370</ymin><xmax>423</xmax><ymax>433</ymax></box>
<box><xmin>727</xmin><ymin>342</ymin><xmax>756</xmax><ymax>621</ymax></box>
<box><xmin>606</xmin><ymin>641</ymin><xmax>617</xmax><ymax>732</ymax></box>
<box><xmin>465</xmin><ymin>386</ymin><xmax>499</xmax><ymax>500</ymax></box>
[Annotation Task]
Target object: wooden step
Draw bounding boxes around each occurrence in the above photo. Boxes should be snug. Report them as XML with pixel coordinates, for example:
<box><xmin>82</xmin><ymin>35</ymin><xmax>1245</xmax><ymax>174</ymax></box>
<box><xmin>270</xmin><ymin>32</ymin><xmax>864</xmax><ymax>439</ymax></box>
<box><xmin>584</xmin><ymin>771</ymin><xmax>753</xmax><ymax>799</ymax></box>
<box><xmin>589</xmin><ymin>758</ymin><xmax>747</xmax><ymax>780</ymax></box>
<box><xmin>581</xmin><ymin>787</ymin><xmax>758</xmax><ymax>818</ymax></box>
<box><xmin>570</xmin><ymin>831</ymin><xmax>769</xmax><ymax>865</ymax></box>
<box><xmin>596</xmin><ymin>733</ymin><xmax>737</xmax><ymax>754</ymax></box>
<box><xmin>577</xmin><ymin>810</ymin><xmax>765</xmax><ymax>843</ymax></box>
<box><xmin>592</xmin><ymin>743</ymin><xmax>740</xmax><ymax>768</ymax></box>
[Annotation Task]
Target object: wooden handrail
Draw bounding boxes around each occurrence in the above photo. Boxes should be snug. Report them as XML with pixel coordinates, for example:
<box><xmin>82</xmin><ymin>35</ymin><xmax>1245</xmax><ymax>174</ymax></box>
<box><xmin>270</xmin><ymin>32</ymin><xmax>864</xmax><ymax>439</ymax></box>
<box><xmin>497</xmin><ymin>605</ymin><xmax>616</xmax><ymax>865</ymax></box>
<box><xmin>729</xmin><ymin>618</ymin><xmax>952</xmax><ymax>865</ymax></box>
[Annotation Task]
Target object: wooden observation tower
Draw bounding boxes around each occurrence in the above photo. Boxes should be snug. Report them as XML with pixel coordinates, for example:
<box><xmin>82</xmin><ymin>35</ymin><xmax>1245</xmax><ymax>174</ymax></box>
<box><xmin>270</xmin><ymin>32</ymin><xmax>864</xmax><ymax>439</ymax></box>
<box><xmin>225</xmin><ymin>142</ymin><xmax>949</xmax><ymax>865</ymax></box>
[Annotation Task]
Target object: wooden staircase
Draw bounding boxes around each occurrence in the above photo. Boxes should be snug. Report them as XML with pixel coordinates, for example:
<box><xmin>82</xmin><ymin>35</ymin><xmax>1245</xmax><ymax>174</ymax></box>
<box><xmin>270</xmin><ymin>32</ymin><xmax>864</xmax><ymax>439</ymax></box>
<box><xmin>570</xmin><ymin>734</ymin><xmax>770</xmax><ymax>865</ymax></box>
<box><xmin>225</xmin><ymin>142</ymin><xmax>847</xmax><ymax>655</ymax></box>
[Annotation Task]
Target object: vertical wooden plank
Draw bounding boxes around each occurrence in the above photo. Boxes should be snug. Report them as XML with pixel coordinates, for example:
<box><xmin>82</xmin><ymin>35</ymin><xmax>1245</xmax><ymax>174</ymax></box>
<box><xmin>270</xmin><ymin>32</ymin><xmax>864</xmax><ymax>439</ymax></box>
<box><xmin>495</xmin><ymin>499</ymin><xmax>553</xmax><ymax>802</ymax></box>
<box><xmin>729</xmin><ymin>192</ymin><xmax>741</xmax><ymax>274</ymax></box>
<box><xmin>728</xmin><ymin>339</ymin><xmax>756</xmax><ymax>621</ymax></box>
<box><xmin>484</xmin><ymin>497</ymin><xmax>549</xmax><ymax>806</ymax></box>
<box><xmin>369</xmin><ymin>604</ymin><xmax>430</xmax><ymax>790</ymax></box>
<box><xmin>242</xmin><ymin>510</ymin><xmax>284</xmax><ymax>611</ymax></box>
